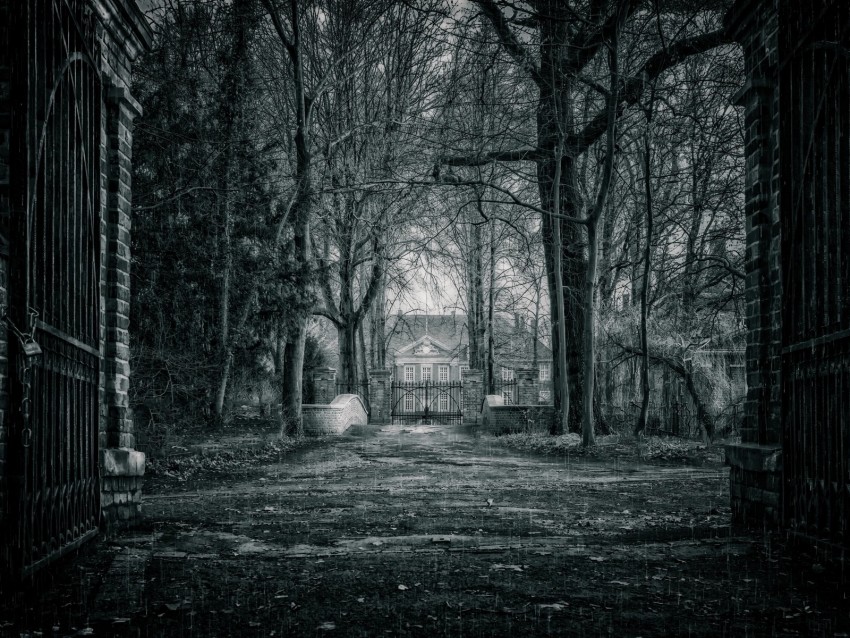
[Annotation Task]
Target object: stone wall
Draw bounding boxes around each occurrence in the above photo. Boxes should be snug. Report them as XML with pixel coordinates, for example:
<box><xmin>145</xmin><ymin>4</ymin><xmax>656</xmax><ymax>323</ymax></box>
<box><xmin>303</xmin><ymin>394</ymin><xmax>368</xmax><ymax>436</ymax></box>
<box><xmin>725</xmin><ymin>0</ymin><xmax>782</xmax><ymax>528</ymax></box>
<box><xmin>480</xmin><ymin>395</ymin><xmax>555</xmax><ymax>435</ymax></box>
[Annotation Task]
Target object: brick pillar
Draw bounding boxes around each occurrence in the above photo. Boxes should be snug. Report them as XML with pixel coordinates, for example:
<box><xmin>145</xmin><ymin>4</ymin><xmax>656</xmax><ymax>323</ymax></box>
<box><xmin>100</xmin><ymin>86</ymin><xmax>145</xmax><ymax>527</ymax></box>
<box><xmin>516</xmin><ymin>368</ymin><xmax>537</xmax><ymax>405</ymax></box>
<box><xmin>727</xmin><ymin>0</ymin><xmax>781</xmax><ymax>447</ymax></box>
<box><xmin>104</xmin><ymin>87</ymin><xmax>140</xmax><ymax>449</ymax></box>
<box><xmin>462</xmin><ymin>369</ymin><xmax>483</xmax><ymax>425</ymax></box>
<box><xmin>724</xmin><ymin>0</ymin><xmax>782</xmax><ymax>530</ymax></box>
<box><xmin>312</xmin><ymin>367</ymin><xmax>337</xmax><ymax>404</ymax></box>
<box><xmin>369</xmin><ymin>369</ymin><xmax>391</xmax><ymax>424</ymax></box>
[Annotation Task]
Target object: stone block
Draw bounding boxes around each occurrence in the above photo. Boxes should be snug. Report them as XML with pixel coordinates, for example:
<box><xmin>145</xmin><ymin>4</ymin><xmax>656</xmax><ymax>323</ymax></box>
<box><xmin>101</xmin><ymin>448</ymin><xmax>146</xmax><ymax>477</ymax></box>
<box><xmin>725</xmin><ymin>443</ymin><xmax>782</xmax><ymax>473</ymax></box>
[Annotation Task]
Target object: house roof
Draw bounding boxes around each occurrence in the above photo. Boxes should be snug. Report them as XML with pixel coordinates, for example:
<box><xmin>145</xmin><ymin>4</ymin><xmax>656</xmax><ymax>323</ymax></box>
<box><xmin>386</xmin><ymin>313</ymin><xmax>551</xmax><ymax>367</ymax></box>
<box><xmin>386</xmin><ymin>314</ymin><xmax>468</xmax><ymax>358</ymax></box>
<box><xmin>318</xmin><ymin>313</ymin><xmax>552</xmax><ymax>372</ymax></box>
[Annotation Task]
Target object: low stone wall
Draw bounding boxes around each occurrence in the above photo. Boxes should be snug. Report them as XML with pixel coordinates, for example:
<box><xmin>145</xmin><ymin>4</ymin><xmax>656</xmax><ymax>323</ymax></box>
<box><xmin>480</xmin><ymin>395</ymin><xmax>555</xmax><ymax>435</ymax></box>
<box><xmin>101</xmin><ymin>448</ymin><xmax>145</xmax><ymax>528</ymax></box>
<box><xmin>303</xmin><ymin>394</ymin><xmax>368</xmax><ymax>436</ymax></box>
<box><xmin>726</xmin><ymin>443</ymin><xmax>782</xmax><ymax>529</ymax></box>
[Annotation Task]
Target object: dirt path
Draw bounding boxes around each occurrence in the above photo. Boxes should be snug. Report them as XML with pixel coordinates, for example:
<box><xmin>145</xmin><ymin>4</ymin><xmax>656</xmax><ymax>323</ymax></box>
<box><xmin>3</xmin><ymin>424</ymin><xmax>848</xmax><ymax>637</ymax></box>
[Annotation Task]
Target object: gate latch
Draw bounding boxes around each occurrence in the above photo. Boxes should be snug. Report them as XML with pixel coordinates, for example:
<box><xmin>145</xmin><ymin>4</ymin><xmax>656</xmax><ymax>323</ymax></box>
<box><xmin>2</xmin><ymin>307</ymin><xmax>42</xmax><ymax>359</ymax></box>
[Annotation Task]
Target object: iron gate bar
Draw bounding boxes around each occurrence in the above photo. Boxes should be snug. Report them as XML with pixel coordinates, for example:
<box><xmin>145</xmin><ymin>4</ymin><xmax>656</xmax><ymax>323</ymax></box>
<box><xmin>779</xmin><ymin>0</ymin><xmax>850</xmax><ymax>546</ymax></box>
<box><xmin>7</xmin><ymin>0</ymin><xmax>102</xmax><ymax>575</ymax></box>
<box><xmin>391</xmin><ymin>380</ymin><xmax>463</xmax><ymax>425</ymax></box>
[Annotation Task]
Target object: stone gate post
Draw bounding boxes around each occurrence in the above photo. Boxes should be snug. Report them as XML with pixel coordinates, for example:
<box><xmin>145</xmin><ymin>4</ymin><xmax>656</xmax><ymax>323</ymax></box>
<box><xmin>516</xmin><ymin>368</ymin><xmax>538</xmax><ymax>405</ymax></box>
<box><xmin>462</xmin><ymin>369</ymin><xmax>483</xmax><ymax>425</ymax></box>
<box><xmin>312</xmin><ymin>367</ymin><xmax>337</xmax><ymax>404</ymax></box>
<box><xmin>369</xmin><ymin>369</ymin><xmax>391</xmax><ymax>424</ymax></box>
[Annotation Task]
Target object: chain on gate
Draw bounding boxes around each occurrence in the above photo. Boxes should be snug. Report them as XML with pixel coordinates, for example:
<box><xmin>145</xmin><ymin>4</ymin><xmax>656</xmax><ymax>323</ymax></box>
<box><xmin>2</xmin><ymin>307</ymin><xmax>42</xmax><ymax>449</ymax></box>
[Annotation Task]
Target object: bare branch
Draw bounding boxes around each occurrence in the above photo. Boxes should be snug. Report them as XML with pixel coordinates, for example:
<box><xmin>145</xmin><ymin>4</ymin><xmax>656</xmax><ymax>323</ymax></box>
<box><xmin>568</xmin><ymin>29</ymin><xmax>733</xmax><ymax>154</ymax></box>
<box><xmin>473</xmin><ymin>0</ymin><xmax>542</xmax><ymax>86</ymax></box>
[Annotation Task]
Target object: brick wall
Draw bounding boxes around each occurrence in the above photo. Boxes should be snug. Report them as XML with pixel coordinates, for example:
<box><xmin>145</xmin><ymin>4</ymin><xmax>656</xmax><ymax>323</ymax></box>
<box><xmin>480</xmin><ymin>395</ymin><xmax>555</xmax><ymax>435</ymax></box>
<box><xmin>303</xmin><ymin>395</ymin><xmax>368</xmax><ymax>436</ymax></box>
<box><xmin>725</xmin><ymin>0</ymin><xmax>782</xmax><ymax>529</ymax></box>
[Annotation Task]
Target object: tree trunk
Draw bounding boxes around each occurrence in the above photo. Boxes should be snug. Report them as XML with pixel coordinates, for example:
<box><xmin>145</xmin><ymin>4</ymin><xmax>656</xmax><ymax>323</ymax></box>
<box><xmin>487</xmin><ymin>219</ymin><xmax>496</xmax><ymax>394</ymax></box>
<box><xmin>637</xmin><ymin>114</ymin><xmax>653</xmax><ymax>436</ymax></box>
<box><xmin>357</xmin><ymin>320</ymin><xmax>370</xmax><ymax>411</ymax></box>
<box><xmin>265</xmin><ymin>0</ymin><xmax>313</xmax><ymax>437</ymax></box>
<box><xmin>213</xmin><ymin>0</ymin><xmax>251</xmax><ymax>421</ymax></box>
<box><xmin>546</xmin><ymin>149</ymin><xmax>570</xmax><ymax>435</ymax></box>
<box><xmin>581</xmin><ymin>218</ymin><xmax>599</xmax><ymax>446</ymax></box>
<box><xmin>282</xmin><ymin>320</ymin><xmax>307</xmax><ymax>437</ymax></box>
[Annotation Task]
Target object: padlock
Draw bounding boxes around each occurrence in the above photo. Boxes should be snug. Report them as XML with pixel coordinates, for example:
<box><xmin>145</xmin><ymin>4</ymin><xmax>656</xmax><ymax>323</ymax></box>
<box><xmin>22</xmin><ymin>340</ymin><xmax>42</xmax><ymax>358</ymax></box>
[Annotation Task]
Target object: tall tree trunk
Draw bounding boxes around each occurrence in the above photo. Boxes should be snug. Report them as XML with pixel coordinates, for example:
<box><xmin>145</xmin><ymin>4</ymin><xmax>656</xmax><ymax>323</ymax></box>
<box><xmin>546</xmin><ymin>149</ymin><xmax>570</xmax><ymax>435</ymax></box>
<box><xmin>487</xmin><ymin>219</ymin><xmax>496</xmax><ymax>394</ymax></box>
<box><xmin>637</xmin><ymin>110</ymin><xmax>654</xmax><ymax>436</ymax></box>
<box><xmin>214</xmin><ymin>193</ymin><xmax>233</xmax><ymax>419</ymax></box>
<box><xmin>582</xmin><ymin>218</ymin><xmax>599</xmax><ymax>446</ymax></box>
<box><xmin>536</xmin><ymin>3</ymin><xmax>584</xmax><ymax>433</ymax></box>
<box><xmin>213</xmin><ymin>0</ymin><xmax>251</xmax><ymax>421</ymax></box>
<box><xmin>263</xmin><ymin>0</ymin><xmax>313</xmax><ymax>436</ymax></box>
<box><xmin>357</xmin><ymin>320</ymin><xmax>370</xmax><ymax>411</ymax></box>
<box><xmin>580</xmin><ymin>4</ymin><xmax>622</xmax><ymax>447</ymax></box>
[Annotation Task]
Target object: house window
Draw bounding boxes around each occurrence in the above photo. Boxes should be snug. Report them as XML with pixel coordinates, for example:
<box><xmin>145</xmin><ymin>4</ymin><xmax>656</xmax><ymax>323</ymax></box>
<box><xmin>501</xmin><ymin>367</ymin><xmax>514</xmax><ymax>381</ymax></box>
<box><xmin>539</xmin><ymin>363</ymin><xmax>550</xmax><ymax>381</ymax></box>
<box><xmin>459</xmin><ymin>365</ymin><xmax>470</xmax><ymax>375</ymax></box>
<box><xmin>438</xmin><ymin>392</ymin><xmax>449</xmax><ymax>412</ymax></box>
<box><xmin>404</xmin><ymin>393</ymin><xmax>415</xmax><ymax>412</ymax></box>
<box><xmin>438</xmin><ymin>365</ymin><xmax>449</xmax><ymax>382</ymax></box>
<box><xmin>421</xmin><ymin>365</ymin><xmax>432</xmax><ymax>381</ymax></box>
<box><xmin>404</xmin><ymin>365</ymin><xmax>414</xmax><ymax>382</ymax></box>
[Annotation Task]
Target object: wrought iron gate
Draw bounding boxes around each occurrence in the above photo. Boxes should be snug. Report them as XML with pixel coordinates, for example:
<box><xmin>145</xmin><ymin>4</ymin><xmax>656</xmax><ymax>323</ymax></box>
<box><xmin>6</xmin><ymin>0</ymin><xmax>102</xmax><ymax>574</ymax></box>
<box><xmin>779</xmin><ymin>0</ymin><xmax>850</xmax><ymax>545</ymax></box>
<box><xmin>391</xmin><ymin>381</ymin><xmax>462</xmax><ymax>425</ymax></box>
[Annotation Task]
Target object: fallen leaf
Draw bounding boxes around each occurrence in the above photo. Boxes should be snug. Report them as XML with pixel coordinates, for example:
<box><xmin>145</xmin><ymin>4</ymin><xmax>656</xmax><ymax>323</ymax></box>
<box><xmin>589</xmin><ymin>556</ymin><xmax>605</xmax><ymax>562</ymax></box>
<box><xmin>318</xmin><ymin>621</ymin><xmax>336</xmax><ymax>630</ymax></box>
<box><xmin>490</xmin><ymin>564</ymin><xmax>524</xmax><ymax>572</ymax></box>
<box><xmin>398</xmin><ymin>584</ymin><xmax>409</xmax><ymax>591</ymax></box>
<box><xmin>537</xmin><ymin>603</ymin><xmax>565</xmax><ymax>611</ymax></box>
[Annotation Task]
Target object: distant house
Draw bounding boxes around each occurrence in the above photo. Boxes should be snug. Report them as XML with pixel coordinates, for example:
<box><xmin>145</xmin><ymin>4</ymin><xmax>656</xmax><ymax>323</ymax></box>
<box><xmin>385</xmin><ymin>313</ymin><xmax>553</xmax><ymax>404</ymax></box>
